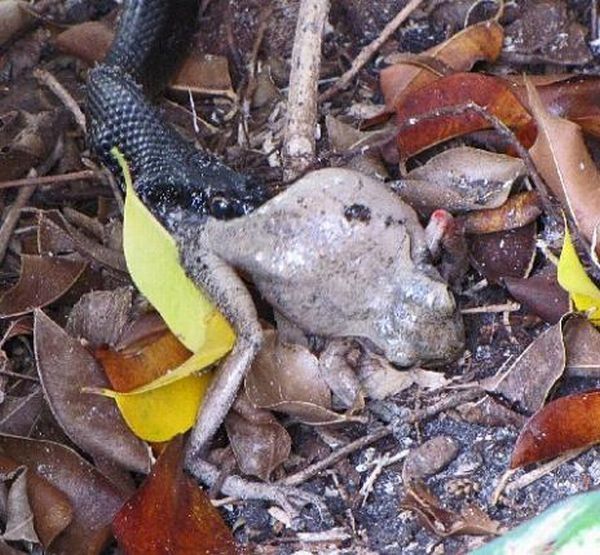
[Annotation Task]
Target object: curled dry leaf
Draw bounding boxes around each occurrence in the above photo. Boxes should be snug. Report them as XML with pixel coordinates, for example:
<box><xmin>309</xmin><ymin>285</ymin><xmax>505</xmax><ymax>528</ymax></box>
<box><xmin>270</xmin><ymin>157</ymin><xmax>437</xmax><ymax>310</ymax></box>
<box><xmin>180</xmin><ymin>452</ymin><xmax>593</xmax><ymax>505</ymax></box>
<box><xmin>393</xmin><ymin>73</ymin><xmax>535</xmax><ymax>159</ymax></box>
<box><xmin>396</xmin><ymin>147</ymin><xmax>526</xmax><ymax>215</ymax></box>
<box><xmin>402</xmin><ymin>437</ymin><xmax>459</xmax><ymax>483</ymax></box>
<box><xmin>0</xmin><ymin>434</ymin><xmax>126</xmax><ymax>555</ymax></box>
<box><xmin>245</xmin><ymin>331</ymin><xmax>355</xmax><ymax>425</ymax></box>
<box><xmin>66</xmin><ymin>287</ymin><xmax>132</xmax><ymax>348</ymax></box>
<box><xmin>526</xmin><ymin>79</ymin><xmax>600</xmax><ymax>248</ymax></box>
<box><xmin>113</xmin><ymin>435</ymin><xmax>238</xmax><ymax>555</ymax></box>
<box><xmin>381</xmin><ymin>20</ymin><xmax>504</xmax><ymax>110</ymax></box>
<box><xmin>511</xmin><ymin>390</ymin><xmax>600</xmax><ymax>468</ymax></box>
<box><xmin>224</xmin><ymin>395</ymin><xmax>291</xmax><ymax>481</ymax></box>
<box><xmin>34</xmin><ymin>310</ymin><xmax>151</xmax><ymax>473</ymax></box>
<box><xmin>459</xmin><ymin>191</ymin><xmax>543</xmax><ymax>235</ymax></box>
<box><xmin>318</xmin><ymin>340</ymin><xmax>364</xmax><ymax>411</ymax></box>
<box><xmin>504</xmin><ymin>267</ymin><xmax>569</xmax><ymax>324</ymax></box>
<box><xmin>1</xmin><ymin>466</ymin><xmax>39</xmax><ymax>545</ymax></box>
<box><xmin>0</xmin><ymin>255</ymin><xmax>86</xmax><ymax>318</ymax></box>
<box><xmin>0</xmin><ymin>455</ymin><xmax>72</xmax><ymax>549</ymax></box>
<box><xmin>402</xmin><ymin>480</ymin><xmax>500</xmax><ymax>538</ymax></box>
<box><xmin>468</xmin><ymin>223</ymin><xmax>537</xmax><ymax>283</ymax></box>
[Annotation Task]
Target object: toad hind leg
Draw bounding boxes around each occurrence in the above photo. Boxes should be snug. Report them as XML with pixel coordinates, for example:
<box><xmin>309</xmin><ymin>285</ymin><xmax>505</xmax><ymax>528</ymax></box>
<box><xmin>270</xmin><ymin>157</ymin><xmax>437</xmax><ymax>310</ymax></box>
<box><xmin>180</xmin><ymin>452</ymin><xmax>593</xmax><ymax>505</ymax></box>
<box><xmin>183</xmin><ymin>250</ymin><xmax>263</xmax><ymax>463</ymax></box>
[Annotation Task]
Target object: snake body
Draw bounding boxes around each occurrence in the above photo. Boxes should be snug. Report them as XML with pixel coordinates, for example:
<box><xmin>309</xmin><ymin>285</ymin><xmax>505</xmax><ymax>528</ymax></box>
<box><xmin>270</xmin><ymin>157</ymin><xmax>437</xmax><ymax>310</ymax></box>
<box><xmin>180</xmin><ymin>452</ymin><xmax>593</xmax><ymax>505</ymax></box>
<box><xmin>86</xmin><ymin>0</ymin><xmax>267</xmax><ymax>224</ymax></box>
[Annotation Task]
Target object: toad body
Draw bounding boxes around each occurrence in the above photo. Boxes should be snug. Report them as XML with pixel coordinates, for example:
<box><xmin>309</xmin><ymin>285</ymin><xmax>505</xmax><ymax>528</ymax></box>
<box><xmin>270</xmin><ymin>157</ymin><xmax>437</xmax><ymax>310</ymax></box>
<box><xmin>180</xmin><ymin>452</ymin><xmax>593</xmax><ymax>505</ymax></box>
<box><xmin>173</xmin><ymin>168</ymin><xmax>465</xmax><ymax>453</ymax></box>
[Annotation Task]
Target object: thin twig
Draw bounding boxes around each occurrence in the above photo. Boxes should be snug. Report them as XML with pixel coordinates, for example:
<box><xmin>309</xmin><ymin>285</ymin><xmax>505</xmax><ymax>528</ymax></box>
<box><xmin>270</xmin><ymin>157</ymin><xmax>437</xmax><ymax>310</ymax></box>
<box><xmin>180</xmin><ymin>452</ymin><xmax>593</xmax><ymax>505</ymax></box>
<box><xmin>0</xmin><ymin>185</ymin><xmax>36</xmax><ymax>265</ymax></box>
<box><xmin>279</xmin><ymin>388</ymin><xmax>482</xmax><ymax>487</ymax></box>
<box><xmin>34</xmin><ymin>68</ymin><xmax>86</xmax><ymax>132</ymax></box>
<box><xmin>319</xmin><ymin>0</ymin><xmax>425</xmax><ymax>102</ymax></box>
<box><xmin>0</xmin><ymin>170</ymin><xmax>98</xmax><ymax>190</ymax></box>
<box><xmin>282</xmin><ymin>0</ymin><xmax>331</xmax><ymax>179</ymax></box>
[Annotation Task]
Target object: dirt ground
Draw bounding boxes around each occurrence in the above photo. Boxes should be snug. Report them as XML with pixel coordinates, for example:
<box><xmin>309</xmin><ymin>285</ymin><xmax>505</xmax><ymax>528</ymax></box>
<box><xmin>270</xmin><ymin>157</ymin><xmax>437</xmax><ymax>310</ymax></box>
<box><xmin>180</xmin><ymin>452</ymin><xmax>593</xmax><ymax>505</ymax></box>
<box><xmin>2</xmin><ymin>0</ymin><xmax>600</xmax><ymax>554</ymax></box>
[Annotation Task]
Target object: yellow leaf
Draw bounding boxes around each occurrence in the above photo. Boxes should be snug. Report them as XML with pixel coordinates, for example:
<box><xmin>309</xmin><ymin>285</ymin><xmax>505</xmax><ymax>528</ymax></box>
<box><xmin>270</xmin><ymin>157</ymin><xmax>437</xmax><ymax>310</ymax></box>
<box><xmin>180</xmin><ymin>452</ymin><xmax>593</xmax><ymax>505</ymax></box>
<box><xmin>114</xmin><ymin>147</ymin><xmax>235</xmax><ymax>353</ymax></box>
<box><xmin>93</xmin><ymin>149</ymin><xmax>236</xmax><ymax>441</ymax></box>
<box><xmin>557</xmin><ymin>225</ymin><xmax>600</xmax><ymax>323</ymax></box>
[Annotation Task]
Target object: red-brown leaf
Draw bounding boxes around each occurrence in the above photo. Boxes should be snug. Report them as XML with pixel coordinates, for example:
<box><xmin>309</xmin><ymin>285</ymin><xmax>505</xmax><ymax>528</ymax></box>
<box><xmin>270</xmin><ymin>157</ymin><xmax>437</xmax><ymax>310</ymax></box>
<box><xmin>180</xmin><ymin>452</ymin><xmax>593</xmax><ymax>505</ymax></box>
<box><xmin>394</xmin><ymin>73</ymin><xmax>535</xmax><ymax>158</ymax></box>
<box><xmin>511</xmin><ymin>390</ymin><xmax>600</xmax><ymax>468</ymax></box>
<box><xmin>381</xmin><ymin>20</ymin><xmax>504</xmax><ymax>110</ymax></box>
<box><xmin>113</xmin><ymin>435</ymin><xmax>239</xmax><ymax>555</ymax></box>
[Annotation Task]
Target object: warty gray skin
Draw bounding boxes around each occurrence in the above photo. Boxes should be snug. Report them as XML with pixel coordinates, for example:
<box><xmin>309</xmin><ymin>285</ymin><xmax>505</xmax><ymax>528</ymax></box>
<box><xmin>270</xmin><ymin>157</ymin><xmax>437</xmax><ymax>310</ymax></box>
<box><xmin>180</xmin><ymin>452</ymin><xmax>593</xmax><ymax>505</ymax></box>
<box><xmin>174</xmin><ymin>168</ymin><xmax>465</xmax><ymax>457</ymax></box>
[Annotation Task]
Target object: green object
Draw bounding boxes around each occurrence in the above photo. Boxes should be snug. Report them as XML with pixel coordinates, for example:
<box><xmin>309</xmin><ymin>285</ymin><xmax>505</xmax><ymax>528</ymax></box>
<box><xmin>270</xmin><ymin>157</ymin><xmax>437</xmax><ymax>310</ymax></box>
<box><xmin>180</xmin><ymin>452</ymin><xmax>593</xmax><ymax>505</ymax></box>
<box><xmin>472</xmin><ymin>491</ymin><xmax>600</xmax><ymax>554</ymax></box>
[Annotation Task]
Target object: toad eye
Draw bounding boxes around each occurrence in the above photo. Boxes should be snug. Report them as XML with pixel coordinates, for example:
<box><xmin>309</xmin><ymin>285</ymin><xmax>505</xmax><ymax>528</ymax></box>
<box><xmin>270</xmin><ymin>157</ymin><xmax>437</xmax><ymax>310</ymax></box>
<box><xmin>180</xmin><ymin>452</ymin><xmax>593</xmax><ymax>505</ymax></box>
<box><xmin>209</xmin><ymin>195</ymin><xmax>233</xmax><ymax>218</ymax></box>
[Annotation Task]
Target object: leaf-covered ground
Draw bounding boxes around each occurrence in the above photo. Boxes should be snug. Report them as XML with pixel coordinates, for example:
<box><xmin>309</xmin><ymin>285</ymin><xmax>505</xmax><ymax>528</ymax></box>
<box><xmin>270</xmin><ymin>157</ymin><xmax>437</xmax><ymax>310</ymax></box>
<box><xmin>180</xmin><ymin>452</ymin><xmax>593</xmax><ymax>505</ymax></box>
<box><xmin>3</xmin><ymin>0</ymin><xmax>600</xmax><ymax>553</ymax></box>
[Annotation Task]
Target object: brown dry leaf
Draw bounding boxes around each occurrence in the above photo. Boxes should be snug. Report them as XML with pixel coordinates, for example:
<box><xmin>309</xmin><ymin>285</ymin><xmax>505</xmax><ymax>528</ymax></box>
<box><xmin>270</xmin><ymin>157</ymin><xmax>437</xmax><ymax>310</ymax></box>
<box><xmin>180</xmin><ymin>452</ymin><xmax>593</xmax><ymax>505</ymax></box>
<box><xmin>54</xmin><ymin>21</ymin><xmax>113</xmax><ymax>65</ymax></box>
<box><xmin>0</xmin><ymin>455</ymin><xmax>72</xmax><ymax>550</ymax></box>
<box><xmin>0</xmin><ymin>434</ymin><xmax>126</xmax><ymax>555</ymax></box>
<box><xmin>402</xmin><ymin>480</ymin><xmax>500</xmax><ymax>537</ymax></box>
<box><xmin>504</xmin><ymin>268</ymin><xmax>569</xmax><ymax>324</ymax></box>
<box><xmin>511</xmin><ymin>389</ymin><xmax>600</xmax><ymax>468</ymax></box>
<box><xmin>0</xmin><ymin>255</ymin><xmax>86</xmax><ymax>318</ymax></box>
<box><xmin>396</xmin><ymin>147</ymin><xmax>526</xmax><ymax>215</ymax></box>
<box><xmin>381</xmin><ymin>20</ymin><xmax>503</xmax><ymax>110</ymax></box>
<box><xmin>482</xmin><ymin>320</ymin><xmax>567</xmax><ymax>415</ymax></box>
<box><xmin>66</xmin><ymin>287</ymin><xmax>132</xmax><ymax>348</ymax></box>
<box><xmin>0</xmin><ymin>1</ymin><xmax>34</xmax><ymax>47</ymax></box>
<box><xmin>526</xmin><ymin>78</ymin><xmax>600</xmax><ymax>247</ymax></box>
<box><xmin>402</xmin><ymin>437</ymin><xmax>458</xmax><ymax>483</ymax></box>
<box><xmin>224</xmin><ymin>395</ymin><xmax>291</xmax><ymax>481</ymax></box>
<box><xmin>468</xmin><ymin>223</ymin><xmax>537</xmax><ymax>284</ymax></box>
<box><xmin>245</xmin><ymin>331</ymin><xmax>356</xmax><ymax>425</ymax></box>
<box><xmin>33</xmin><ymin>310</ymin><xmax>151</xmax><ymax>474</ymax></box>
<box><xmin>459</xmin><ymin>191</ymin><xmax>543</xmax><ymax>234</ymax></box>
<box><xmin>172</xmin><ymin>50</ymin><xmax>235</xmax><ymax>98</ymax></box>
<box><xmin>564</xmin><ymin>316</ymin><xmax>600</xmax><ymax>377</ymax></box>
<box><xmin>113</xmin><ymin>435</ymin><xmax>238</xmax><ymax>555</ymax></box>
<box><xmin>393</xmin><ymin>73</ymin><xmax>535</xmax><ymax>159</ymax></box>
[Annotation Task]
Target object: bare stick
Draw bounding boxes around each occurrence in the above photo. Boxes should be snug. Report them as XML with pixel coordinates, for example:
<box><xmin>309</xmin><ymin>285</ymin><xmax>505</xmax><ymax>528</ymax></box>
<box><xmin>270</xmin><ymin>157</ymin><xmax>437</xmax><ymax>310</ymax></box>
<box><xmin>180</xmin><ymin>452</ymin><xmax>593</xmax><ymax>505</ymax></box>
<box><xmin>34</xmin><ymin>68</ymin><xmax>86</xmax><ymax>132</ymax></box>
<box><xmin>319</xmin><ymin>0</ymin><xmax>425</xmax><ymax>102</ymax></box>
<box><xmin>0</xmin><ymin>170</ymin><xmax>98</xmax><ymax>190</ymax></box>
<box><xmin>282</xmin><ymin>0</ymin><xmax>331</xmax><ymax>180</ymax></box>
<box><xmin>280</xmin><ymin>388</ymin><xmax>482</xmax><ymax>487</ymax></box>
<box><xmin>188</xmin><ymin>458</ymin><xmax>326</xmax><ymax>518</ymax></box>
